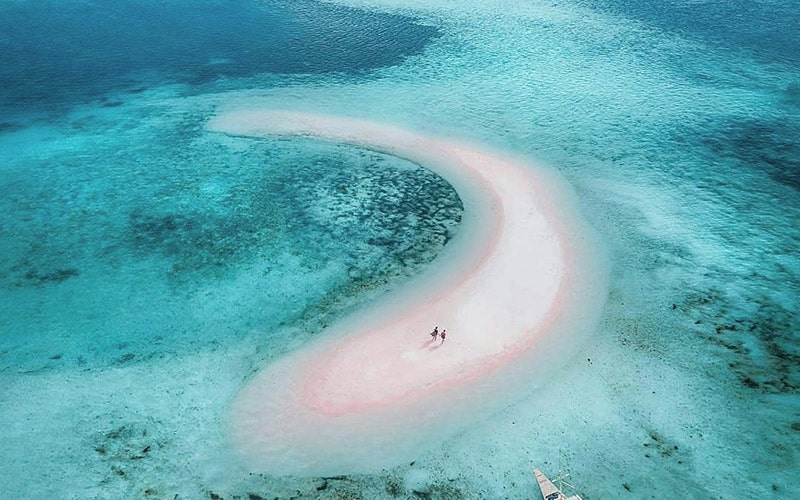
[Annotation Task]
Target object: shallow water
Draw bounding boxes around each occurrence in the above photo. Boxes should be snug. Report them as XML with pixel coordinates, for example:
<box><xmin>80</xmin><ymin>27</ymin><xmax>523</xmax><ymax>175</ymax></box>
<box><xmin>1</xmin><ymin>0</ymin><xmax>798</xmax><ymax>498</ymax></box>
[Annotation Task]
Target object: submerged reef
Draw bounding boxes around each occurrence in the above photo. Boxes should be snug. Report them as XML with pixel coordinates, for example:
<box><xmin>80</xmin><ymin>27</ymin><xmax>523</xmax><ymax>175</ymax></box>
<box><xmin>702</xmin><ymin>118</ymin><xmax>800</xmax><ymax>191</ymax></box>
<box><xmin>682</xmin><ymin>284</ymin><xmax>799</xmax><ymax>395</ymax></box>
<box><xmin>0</xmin><ymin>129</ymin><xmax>463</xmax><ymax>372</ymax></box>
<box><xmin>91</xmin><ymin>418</ymin><xmax>171</xmax><ymax>497</ymax></box>
<box><xmin>124</xmin><ymin>143</ymin><xmax>462</xmax><ymax>288</ymax></box>
<box><xmin>23</xmin><ymin>267</ymin><xmax>80</xmax><ymax>285</ymax></box>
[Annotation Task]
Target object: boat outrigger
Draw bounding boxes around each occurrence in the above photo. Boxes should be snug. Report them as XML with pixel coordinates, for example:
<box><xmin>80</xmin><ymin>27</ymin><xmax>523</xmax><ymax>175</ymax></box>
<box><xmin>533</xmin><ymin>467</ymin><xmax>583</xmax><ymax>500</ymax></box>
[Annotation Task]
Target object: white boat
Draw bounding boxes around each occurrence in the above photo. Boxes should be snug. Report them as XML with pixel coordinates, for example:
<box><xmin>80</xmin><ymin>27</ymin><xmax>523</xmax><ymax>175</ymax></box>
<box><xmin>533</xmin><ymin>467</ymin><xmax>583</xmax><ymax>500</ymax></box>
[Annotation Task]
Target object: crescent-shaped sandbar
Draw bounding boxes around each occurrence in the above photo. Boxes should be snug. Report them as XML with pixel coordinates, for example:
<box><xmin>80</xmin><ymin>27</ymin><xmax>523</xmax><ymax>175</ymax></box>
<box><xmin>207</xmin><ymin>111</ymin><xmax>607</xmax><ymax>476</ymax></box>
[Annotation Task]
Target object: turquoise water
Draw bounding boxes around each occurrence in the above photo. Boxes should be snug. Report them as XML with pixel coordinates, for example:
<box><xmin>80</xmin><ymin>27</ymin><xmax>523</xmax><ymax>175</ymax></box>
<box><xmin>1</xmin><ymin>0</ymin><xmax>798</xmax><ymax>498</ymax></box>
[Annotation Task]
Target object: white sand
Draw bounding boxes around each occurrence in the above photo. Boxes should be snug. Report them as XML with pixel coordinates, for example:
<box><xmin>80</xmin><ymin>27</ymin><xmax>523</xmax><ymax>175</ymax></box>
<box><xmin>208</xmin><ymin>111</ymin><xmax>607</xmax><ymax>476</ymax></box>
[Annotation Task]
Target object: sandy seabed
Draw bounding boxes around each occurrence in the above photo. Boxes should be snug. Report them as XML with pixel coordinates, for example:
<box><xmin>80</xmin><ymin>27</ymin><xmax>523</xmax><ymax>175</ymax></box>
<box><xmin>208</xmin><ymin>111</ymin><xmax>608</xmax><ymax>476</ymax></box>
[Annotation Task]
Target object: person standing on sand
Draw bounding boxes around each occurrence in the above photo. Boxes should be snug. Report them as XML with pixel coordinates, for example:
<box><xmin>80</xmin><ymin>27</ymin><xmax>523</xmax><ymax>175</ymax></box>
<box><xmin>430</xmin><ymin>326</ymin><xmax>439</xmax><ymax>342</ymax></box>
<box><xmin>440</xmin><ymin>329</ymin><xmax>446</xmax><ymax>344</ymax></box>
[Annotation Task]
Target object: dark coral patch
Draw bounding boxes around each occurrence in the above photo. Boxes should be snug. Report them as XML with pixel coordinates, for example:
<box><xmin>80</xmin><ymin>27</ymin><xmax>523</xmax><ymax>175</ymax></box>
<box><xmin>24</xmin><ymin>267</ymin><xmax>80</xmax><ymax>285</ymax></box>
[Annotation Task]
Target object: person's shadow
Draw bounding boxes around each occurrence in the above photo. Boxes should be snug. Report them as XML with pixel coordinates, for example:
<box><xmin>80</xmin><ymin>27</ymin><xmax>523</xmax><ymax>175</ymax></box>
<box><xmin>422</xmin><ymin>338</ymin><xmax>442</xmax><ymax>351</ymax></box>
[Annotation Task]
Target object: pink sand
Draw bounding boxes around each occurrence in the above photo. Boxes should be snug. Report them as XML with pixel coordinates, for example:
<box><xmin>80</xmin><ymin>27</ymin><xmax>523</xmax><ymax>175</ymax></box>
<box><xmin>207</xmin><ymin>111</ymin><xmax>606</xmax><ymax>475</ymax></box>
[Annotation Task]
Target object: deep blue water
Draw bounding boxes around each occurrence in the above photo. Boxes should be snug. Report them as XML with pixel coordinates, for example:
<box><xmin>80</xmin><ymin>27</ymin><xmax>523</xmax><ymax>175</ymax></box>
<box><xmin>575</xmin><ymin>0</ymin><xmax>800</xmax><ymax>191</ymax></box>
<box><xmin>579</xmin><ymin>0</ymin><xmax>800</xmax><ymax>68</ymax></box>
<box><xmin>0</xmin><ymin>0</ymin><xmax>438</xmax><ymax>114</ymax></box>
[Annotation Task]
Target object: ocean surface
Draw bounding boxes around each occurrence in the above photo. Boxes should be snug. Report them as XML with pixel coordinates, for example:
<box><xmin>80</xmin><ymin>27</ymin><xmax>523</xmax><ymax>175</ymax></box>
<box><xmin>1</xmin><ymin>0</ymin><xmax>798</xmax><ymax>498</ymax></box>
